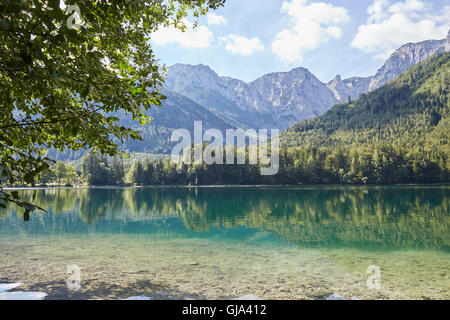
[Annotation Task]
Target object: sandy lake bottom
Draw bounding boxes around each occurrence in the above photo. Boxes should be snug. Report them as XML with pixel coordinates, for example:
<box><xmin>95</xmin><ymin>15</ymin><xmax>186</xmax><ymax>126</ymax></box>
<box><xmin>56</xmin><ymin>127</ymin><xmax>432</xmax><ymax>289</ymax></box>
<box><xmin>0</xmin><ymin>234</ymin><xmax>448</xmax><ymax>300</ymax></box>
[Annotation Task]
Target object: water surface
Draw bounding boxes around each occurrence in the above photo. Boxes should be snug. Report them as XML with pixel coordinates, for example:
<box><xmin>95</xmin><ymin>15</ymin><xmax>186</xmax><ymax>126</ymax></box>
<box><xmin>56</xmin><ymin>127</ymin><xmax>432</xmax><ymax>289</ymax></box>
<box><xmin>0</xmin><ymin>186</ymin><xmax>448</xmax><ymax>299</ymax></box>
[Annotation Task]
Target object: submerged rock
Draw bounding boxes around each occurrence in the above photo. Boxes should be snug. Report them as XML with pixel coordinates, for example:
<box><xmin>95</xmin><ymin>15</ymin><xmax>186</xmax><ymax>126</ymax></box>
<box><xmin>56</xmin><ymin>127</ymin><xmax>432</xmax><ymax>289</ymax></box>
<box><xmin>327</xmin><ymin>294</ymin><xmax>363</xmax><ymax>300</ymax></box>
<box><xmin>327</xmin><ymin>293</ymin><xmax>345</xmax><ymax>300</ymax></box>
<box><xmin>121</xmin><ymin>295</ymin><xmax>152</xmax><ymax>300</ymax></box>
<box><xmin>0</xmin><ymin>282</ymin><xmax>47</xmax><ymax>300</ymax></box>
<box><xmin>0</xmin><ymin>283</ymin><xmax>23</xmax><ymax>292</ymax></box>
<box><xmin>233</xmin><ymin>294</ymin><xmax>260</xmax><ymax>300</ymax></box>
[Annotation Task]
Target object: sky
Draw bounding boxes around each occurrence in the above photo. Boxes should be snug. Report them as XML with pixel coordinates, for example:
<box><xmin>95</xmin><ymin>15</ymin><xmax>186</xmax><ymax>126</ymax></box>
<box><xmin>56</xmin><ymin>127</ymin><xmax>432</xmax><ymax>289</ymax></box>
<box><xmin>151</xmin><ymin>0</ymin><xmax>450</xmax><ymax>83</ymax></box>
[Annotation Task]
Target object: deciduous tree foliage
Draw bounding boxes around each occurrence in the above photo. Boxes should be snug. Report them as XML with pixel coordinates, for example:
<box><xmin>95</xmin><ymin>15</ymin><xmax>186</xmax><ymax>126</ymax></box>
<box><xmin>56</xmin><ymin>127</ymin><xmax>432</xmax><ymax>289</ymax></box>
<box><xmin>0</xmin><ymin>0</ymin><xmax>225</xmax><ymax>212</ymax></box>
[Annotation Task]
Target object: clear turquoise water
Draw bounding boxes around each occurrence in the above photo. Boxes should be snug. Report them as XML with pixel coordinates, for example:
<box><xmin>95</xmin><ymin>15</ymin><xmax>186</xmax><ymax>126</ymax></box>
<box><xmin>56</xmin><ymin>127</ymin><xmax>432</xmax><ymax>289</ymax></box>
<box><xmin>0</xmin><ymin>186</ymin><xmax>449</xmax><ymax>299</ymax></box>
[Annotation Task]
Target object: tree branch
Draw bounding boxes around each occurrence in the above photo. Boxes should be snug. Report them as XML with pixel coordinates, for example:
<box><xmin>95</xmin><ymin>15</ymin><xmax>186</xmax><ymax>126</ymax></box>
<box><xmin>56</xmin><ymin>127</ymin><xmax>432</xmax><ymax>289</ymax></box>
<box><xmin>0</xmin><ymin>106</ymin><xmax>104</xmax><ymax>130</ymax></box>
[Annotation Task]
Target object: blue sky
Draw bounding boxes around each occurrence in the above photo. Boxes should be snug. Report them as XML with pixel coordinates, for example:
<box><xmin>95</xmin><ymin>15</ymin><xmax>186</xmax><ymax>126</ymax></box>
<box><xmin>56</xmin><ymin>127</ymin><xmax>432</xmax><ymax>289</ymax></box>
<box><xmin>151</xmin><ymin>0</ymin><xmax>450</xmax><ymax>83</ymax></box>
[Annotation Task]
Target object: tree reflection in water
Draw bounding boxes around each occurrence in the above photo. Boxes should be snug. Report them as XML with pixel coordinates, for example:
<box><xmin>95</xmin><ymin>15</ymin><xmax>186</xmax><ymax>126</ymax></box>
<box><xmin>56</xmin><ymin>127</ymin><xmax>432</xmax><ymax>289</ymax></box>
<box><xmin>1</xmin><ymin>186</ymin><xmax>449</xmax><ymax>251</ymax></box>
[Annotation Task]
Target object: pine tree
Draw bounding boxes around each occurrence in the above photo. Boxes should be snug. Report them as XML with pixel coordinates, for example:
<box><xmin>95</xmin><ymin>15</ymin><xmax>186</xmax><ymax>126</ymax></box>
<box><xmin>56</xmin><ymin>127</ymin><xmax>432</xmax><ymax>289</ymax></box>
<box><xmin>54</xmin><ymin>161</ymin><xmax>67</xmax><ymax>186</ymax></box>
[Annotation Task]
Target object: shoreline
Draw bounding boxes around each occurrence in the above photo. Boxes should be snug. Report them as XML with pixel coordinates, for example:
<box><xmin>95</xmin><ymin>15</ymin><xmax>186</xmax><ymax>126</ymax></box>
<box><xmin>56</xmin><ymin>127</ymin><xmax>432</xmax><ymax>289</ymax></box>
<box><xmin>3</xmin><ymin>183</ymin><xmax>450</xmax><ymax>190</ymax></box>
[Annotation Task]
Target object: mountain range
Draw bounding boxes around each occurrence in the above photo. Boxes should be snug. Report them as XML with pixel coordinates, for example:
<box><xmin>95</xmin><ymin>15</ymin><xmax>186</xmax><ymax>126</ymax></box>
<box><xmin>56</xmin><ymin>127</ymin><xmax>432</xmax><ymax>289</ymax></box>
<box><xmin>50</xmin><ymin>31</ymin><xmax>449</xmax><ymax>160</ymax></box>
<box><xmin>328</xmin><ymin>31</ymin><xmax>450</xmax><ymax>103</ymax></box>
<box><xmin>162</xmin><ymin>31</ymin><xmax>449</xmax><ymax>131</ymax></box>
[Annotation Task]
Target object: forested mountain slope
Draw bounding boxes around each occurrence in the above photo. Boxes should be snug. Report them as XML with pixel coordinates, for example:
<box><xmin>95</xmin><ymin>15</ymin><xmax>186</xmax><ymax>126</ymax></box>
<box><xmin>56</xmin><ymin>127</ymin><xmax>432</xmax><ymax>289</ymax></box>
<box><xmin>282</xmin><ymin>52</ymin><xmax>450</xmax><ymax>151</ymax></box>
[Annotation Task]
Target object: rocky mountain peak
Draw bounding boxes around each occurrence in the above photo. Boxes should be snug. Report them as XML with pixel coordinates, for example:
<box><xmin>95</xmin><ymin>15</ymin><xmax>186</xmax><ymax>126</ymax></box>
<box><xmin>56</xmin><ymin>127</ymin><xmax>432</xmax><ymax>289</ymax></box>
<box><xmin>165</xmin><ymin>63</ymin><xmax>225</xmax><ymax>93</ymax></box>
<box><xmin>331</xmin><ymin>74</ymin><xmax>342</xmax><ymax>83</ymax></box>
<box><xmin>368</xmin><ymin>34</ymin><xmax>449</xmax><ymax>90</ymax></box>
<box><xmin>163</xmin><ymin>33</ymin><xmax>449</xmax><ymax>132</ymax></box>
<box><xmin>288</xmin><ymin>66</ymin><xmax>312</xmax><ymax>76</ymax></box>
<box><xmin>328</xmin><ymin>32</ymin><xmax>450</xmax><ymax>101</ymax></box>
<box><xmin>248</xmin><ymin>67</ymin><xmax>338</xmax><ymax>126</ymax></box>
<box><xmin>327</xmin><ymin>75</ymin><xmax>348</xmax><ymax>102</ymax></box>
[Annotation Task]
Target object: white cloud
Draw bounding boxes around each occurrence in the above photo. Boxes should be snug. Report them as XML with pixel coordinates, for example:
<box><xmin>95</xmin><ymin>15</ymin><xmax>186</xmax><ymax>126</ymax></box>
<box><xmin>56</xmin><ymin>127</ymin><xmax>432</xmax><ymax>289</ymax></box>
<box><xmin>327</xmin><ymin>26</ymin><xmax>342</xmax><ymax>38</ymax></box>
<box><xmin>271</xmin><ymin>0</ymin><xmax>350</xmax><ymax>63</ymax></box>
<box><xmin>207</xmin><ymin>13</ymin><xmax>228</xmax><ymax>26</ymax></box>
<box><xmin>388</xmin><ymin>0</ymin><xmax>425</xmax><ymax>15</ymax></box>
<box><xmin>272</xmin><ymin>30</ymin><xmax>305</xmax><ymax>62</ymax></box>
<box><xmin>366</xmin><ymin>0</ymin><xmax>390</xmax><ymax>22</ymax></box>
<box><xmin>220</xmin><ymin>35</ymin><xmax>264</xmax><ymax>56</ymax></box>
<box><xmin>281</xmin><ymin>0</ymin><xmax>349</xmax><ymax>25</ymax></box>
<box><xmin>152</xmin><ymin>19</ymin><xmax>213</xmax><ymax>48</ymax></box>
<box><xmin>352</xmin><ymin>0</ymin><xmax>449</xmax><ymax>59</ymax></box>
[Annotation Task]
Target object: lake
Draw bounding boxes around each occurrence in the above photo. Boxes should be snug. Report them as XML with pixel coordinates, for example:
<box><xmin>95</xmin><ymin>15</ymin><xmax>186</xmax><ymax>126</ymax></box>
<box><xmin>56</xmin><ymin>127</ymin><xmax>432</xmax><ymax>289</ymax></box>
<box><xmin>0</xmin><ymin>186</ymin><xmax>449</xmax><ymax>300</ymax></box>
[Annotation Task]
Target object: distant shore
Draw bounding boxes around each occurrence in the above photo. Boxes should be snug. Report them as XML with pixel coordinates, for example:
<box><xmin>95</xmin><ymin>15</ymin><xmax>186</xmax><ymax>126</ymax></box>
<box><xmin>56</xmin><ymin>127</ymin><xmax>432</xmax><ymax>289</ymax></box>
<box><xmin>3</xmin><ymin>183</ymin><xmax>450</xmax><ymax>190</ymax></box>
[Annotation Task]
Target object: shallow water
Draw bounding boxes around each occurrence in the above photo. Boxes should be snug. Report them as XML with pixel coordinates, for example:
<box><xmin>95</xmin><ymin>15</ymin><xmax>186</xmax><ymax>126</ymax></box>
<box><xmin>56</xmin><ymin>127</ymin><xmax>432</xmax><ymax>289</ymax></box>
<box><xmin>0</xmin><ymin>186</ymin><xmax>449</xmax><ymax>299</ymax></box>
